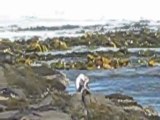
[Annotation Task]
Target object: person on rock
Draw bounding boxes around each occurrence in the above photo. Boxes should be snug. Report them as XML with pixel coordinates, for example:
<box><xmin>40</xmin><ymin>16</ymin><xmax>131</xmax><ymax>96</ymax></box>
<box><xmin>75</xmin><ymin>73</ymin><xmax>90</xmax><ymax>93</ymax></box>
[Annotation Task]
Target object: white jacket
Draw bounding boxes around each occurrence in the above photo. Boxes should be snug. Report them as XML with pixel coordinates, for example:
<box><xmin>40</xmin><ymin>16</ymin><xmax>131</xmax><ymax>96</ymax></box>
<box><xmin>75</xmin><ymin>73</ymin><xmax>89</xmax><ymax>92</ymax></box>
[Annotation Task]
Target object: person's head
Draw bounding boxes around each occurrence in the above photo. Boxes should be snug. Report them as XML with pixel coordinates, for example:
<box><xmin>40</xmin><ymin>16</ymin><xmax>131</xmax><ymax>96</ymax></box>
<box><xmin>78</xmin><ymin>73</ymin><xmax>85</xmax><ymax>78</ymax></box>
<box><xmin>79</xmin><ymin>73</ymin><xmax>89</xmax><ymax>82</ymax></box>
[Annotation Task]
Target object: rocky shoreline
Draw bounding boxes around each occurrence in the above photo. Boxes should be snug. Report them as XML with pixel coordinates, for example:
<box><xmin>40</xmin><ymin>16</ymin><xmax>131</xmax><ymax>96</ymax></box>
<box><xmin>0</xmin><ymin>63</ymin><xmax>159</xmax><ymax>120</ymax></box>
<box><xmin>1</xmin><ymin>20</ymin><xmax>160</xmax><ymax>70</ymax></box>
<box><xmin>0</xmin><ymin>20</ymin><xmax>160</xmax><ymax>119</ymax></box>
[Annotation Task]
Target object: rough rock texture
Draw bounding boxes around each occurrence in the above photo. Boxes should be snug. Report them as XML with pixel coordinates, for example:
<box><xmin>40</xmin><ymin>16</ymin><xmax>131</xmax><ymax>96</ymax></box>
<box><xmin>0</xmin><ymin>64</ymin><xmax>69</xmax><ymax>93</ymax></box>
<box><xmin>0</xmin><ymin>64</ymin><xmax>69</xmax><ymax>107</ymax></box>
<box><xmin>0</xmin><ymin>64</ymin><xmax>159</xmax><ymax>120</ymax></box>
<box><xmin>0</xmin><ymin>110</ymin><xmax>71</xmax><ymax>120</ymax></box>
<box><xmin>68</xmin><ymin>93</ymin><xmax>160</xmax><ymax>120</ymax></box>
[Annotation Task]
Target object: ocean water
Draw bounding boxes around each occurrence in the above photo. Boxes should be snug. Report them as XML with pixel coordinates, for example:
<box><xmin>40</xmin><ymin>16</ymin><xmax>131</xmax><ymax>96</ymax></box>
<box><xmin>0</xmin><ymin>18</ymin><xmax>160</xmax><ymax>40</ymax></box>
<box><xmin>64</xmin><ymin>66</ymin><xmax>160</xmax><ymax>113</ymax></box>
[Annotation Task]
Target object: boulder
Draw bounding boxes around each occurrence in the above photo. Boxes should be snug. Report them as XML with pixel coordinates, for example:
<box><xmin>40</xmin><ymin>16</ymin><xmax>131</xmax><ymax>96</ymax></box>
<box><xmin>0</xmin><ymin>110</ymin><xmax>19</xmax><ymax>119</ymax></box>
<box><xmin>0</xmin><ymin>109</ymin><xmax>71</xmax><ymax>120</ymax></box>
<box><xmin>0</xmin><ymin>64</ymin><xmax>69</xmax><ymax>107</ymax></box>
<box><xmin>31</xmin><ymin>65</ymin><xmax>69</xmax><ymax>91</ymax></box>
<box><xmin>67</xmin><ymin>93</ymin><xmax>159</xmax><ymax>120</ymax></box>
<box><xmin>0</xmin><ymin>52</ymin><xmax>15</xmax><ymax>64</ymax></box>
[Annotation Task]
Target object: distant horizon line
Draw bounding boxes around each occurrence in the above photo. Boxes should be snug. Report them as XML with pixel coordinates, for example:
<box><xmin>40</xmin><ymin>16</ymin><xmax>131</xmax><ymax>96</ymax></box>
<box><xmin>0</xmin><ymin>15</ymin><xmax>160</xmax><ymax>22</ymax></box>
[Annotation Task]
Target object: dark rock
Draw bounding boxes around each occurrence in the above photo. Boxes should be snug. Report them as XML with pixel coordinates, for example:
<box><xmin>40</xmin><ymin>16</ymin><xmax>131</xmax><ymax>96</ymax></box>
<box><xmin>31</xmin><ymin>65</ymin><xmax>69</xmax><ymax>91</ymax></box>
<box><xmin>39</xmin><ymin>110</ymin><xmax>71</xmax><ymax>120</ymax></box>
<box><xmin>0</xmin><ymin>88</ymin><xmax>19</xmax><ymax>98</ymax></box>
<box><xmin>0</xmin><ymin>109</ymin><xmax>71</xmax><ymax>120</ymax></box>
<box><xmin>0</xmin><ymin>110</ymin><xmax>18</xmax><ymax>119</ymax></box>
<box><xmin>29</xmin><ymin>95</ymin><xmax>57</xmax><ymax>112</ymax></box>
<box><xmin>105</xmin><ymin>93</ymin><xmax>143</xmax><ymax>109</ymax></box>
<box><xmin>105</xmin><ymin>93</ymin><xmax>133</xmax><ymax>100</ymax></box>
<box><xmin>67</xmin><ymin>93</ymin><xmax>159</xmax><ymax>120</ymax></box>
<box><xmin>11</xmin><ymin>110</ymin><xmax>41</xmax><ymax>120</ymax></box>
<box><xmin>0</xmin><ymin>104</ymin><xmax>7</xmax><ymax>112</ymax></box>
<box><xmin>0</xmin><ymin>63</ymin><xmax>69</xmax><ymax>108</ymax></box>
<box><xmin>0</xmin><ymin>52</ymin><xmax>15</xmax><ymax>64</ymax></box>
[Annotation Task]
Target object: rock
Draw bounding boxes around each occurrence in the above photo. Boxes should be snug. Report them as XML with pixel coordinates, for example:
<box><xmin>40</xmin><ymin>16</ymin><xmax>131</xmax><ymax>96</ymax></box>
<box><xmin>0</xmin><ymin>110</ymin><xmax>19</xmax><ymax>119</ymax></box>
<box><xmin>0</xmin><ymin>104</ymin><xmax>7</xmax><ymax>111</ymax></box>
<box><xmin>118</xmin><ymin>47</ymin><xmax>128</xmax><ymax>55</ymax></box>
<box><xmin>29</xmin><ymin>94</ymin><xmax>60</xmax><ymax>112</ymax></box>
<box><xmin>3</xmin><ymin>65</ymin><xmax>47</xmax><ymax>99</ymax></box>
<box><xmin>68</xmin><ymin>93</ymin><xmax>128</xmax><ymax>120</ymax></box>
<box><xmin>0</xmin><ymin>107</ymin><xmax>71</xmax><ymax>120</ymax></box>
<box><xmin>105</xmin><ymin>93</ymin><xmax>143</xmax><ymax>111</ymax></box>
<box><xmin>38</xmin><ymin>95</ymin><xmax>53</xmax><ymax>108</ymax></box>
<box><xmin>144</xmin><ymin>106</ymin><xmax>159</xmax><ymax>117</ymax></box>
<box><xmin>0</xmin><ymin>63</ymin><xmax>70</xmax><ymax>108</ymax></box>
<box><xmin>50</xmin><ymin>91</ymin><xmax>71</xmax><ymax>112</ymax></box>
<box><xmin>31</xmin><ymin>65</ymin><xmax>69</xmax><ymax>91</ymax></box>
<box><xmin>67</xmin><ymin>93</ymin><xmax>159</xmax><ymax>120</ymax></box>
<box><xmin>106</xmin><ymin>93</ymin><xmax>159</xmax><ymax>119</ymax></box>
<box><xmin>0</xmin><ymin>52</ymin><xmax>15</xmax><ymax>64</ymax></box>
<box><xmin>0</xmin><ymin>66</ymin><xmax>8</xmax><ymax>87</ymax></box>
<box><xmin>0</xmin><ymin>88</ymin><xmax>19</xmax><ymax>98</ymax></box>
<box><xmin>105</xmin><ymin>93</ymin><xmax>133</xmax><ymax>100</ymax></box>
<box><xmin>0</xmin><ymin>39</ymin><xmax>13</xmax><ymax>51</ymax></box>
<box><xmin>68</xmin><ymin>93</ymin><xmax>87</xmax><ymax>119</ymax></box>
<box><xmin>40</xmin><ymin>110</ymin><xmax>71</xmax><ymax>120</ymax></box>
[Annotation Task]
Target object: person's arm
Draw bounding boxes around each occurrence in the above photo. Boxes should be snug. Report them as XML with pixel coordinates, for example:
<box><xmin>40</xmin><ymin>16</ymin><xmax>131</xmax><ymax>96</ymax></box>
<box><xmin>84</xmin><ymin>77</ymin><xmax>89</xmax><ymax>89</ymax></box>
<box><xmin>75</xmin><ymin>78</ymin><xmax>80</xmax><ymax>91</ymax></box>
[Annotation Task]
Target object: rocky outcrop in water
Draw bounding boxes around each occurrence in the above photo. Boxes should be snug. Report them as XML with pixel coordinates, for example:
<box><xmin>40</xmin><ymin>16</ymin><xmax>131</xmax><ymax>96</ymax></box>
<box><xmin>1</xmin><ymin>33</ymin><xmax>160</xmax><ymax>70</ymax></box>
<box><xmin>67</xmin><ymin>93</ymin><xmax>159</xmax><ymax>120</ymax></box>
